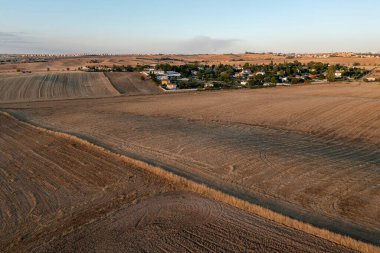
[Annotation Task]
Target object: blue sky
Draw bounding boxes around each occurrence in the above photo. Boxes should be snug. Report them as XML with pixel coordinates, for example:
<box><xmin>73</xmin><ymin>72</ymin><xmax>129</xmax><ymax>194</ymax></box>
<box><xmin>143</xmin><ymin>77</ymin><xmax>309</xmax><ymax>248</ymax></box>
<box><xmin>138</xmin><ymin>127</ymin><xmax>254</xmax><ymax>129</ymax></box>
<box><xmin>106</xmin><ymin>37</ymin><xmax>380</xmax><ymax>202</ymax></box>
<box><xmin>1</xmin><ymin>0</ymin><xmax>379</xmax><ymax>54</ymax></box>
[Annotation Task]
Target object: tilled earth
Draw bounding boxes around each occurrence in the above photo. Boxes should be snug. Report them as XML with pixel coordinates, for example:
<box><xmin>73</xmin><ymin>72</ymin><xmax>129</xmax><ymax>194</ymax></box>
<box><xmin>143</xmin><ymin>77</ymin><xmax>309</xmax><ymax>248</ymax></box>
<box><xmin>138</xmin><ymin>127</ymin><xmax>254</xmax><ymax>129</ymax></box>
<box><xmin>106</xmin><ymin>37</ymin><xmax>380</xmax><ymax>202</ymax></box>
<box><xmin>3</xmin><ymin>83</ymin><xmax>379</xmax><ymax>245</ymax></box>
<box><xmin>0</xmin><ymin>114</ymin><xmax>355</xmax><ymax>253</ymax></box>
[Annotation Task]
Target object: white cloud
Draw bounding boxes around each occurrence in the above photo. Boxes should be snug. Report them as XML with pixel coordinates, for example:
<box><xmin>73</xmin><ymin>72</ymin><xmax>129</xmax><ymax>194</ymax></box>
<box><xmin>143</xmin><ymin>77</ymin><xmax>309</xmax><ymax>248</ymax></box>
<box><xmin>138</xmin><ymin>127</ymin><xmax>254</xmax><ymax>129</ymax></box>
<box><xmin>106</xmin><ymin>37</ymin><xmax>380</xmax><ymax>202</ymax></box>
<box><xmin>173</xmin><ymin>36</ymin><xmax>241</xmax><ymax>54</ymax></box>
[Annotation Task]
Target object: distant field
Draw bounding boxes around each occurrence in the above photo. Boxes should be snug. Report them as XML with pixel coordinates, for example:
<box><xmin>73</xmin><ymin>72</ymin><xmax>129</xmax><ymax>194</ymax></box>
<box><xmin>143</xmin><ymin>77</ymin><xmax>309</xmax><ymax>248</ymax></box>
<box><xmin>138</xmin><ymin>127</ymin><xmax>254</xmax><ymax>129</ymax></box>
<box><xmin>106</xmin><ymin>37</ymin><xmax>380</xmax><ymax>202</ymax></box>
<box><xmin>0</xmin><ymin>72</ymin><xmax>119</xmax><ymax>102</ymax></box>
<box><xmin>104</xmin><ymin>72</ymin><xmax>162</xmax><ymax>95</ymax></box>
<box><xmin>1</xmin><ymin>54</ymin><xmax>380</xmax><ymax>73</ymax></box>
<box><xmin>7</xmin><ymin>82</ymin><xmax>379</xmax><ymax>245</ymax></box>
<box><xmin>0</xmin><ymin>113</ymin><xmax>353</xmax><ymax>253</ymax></box>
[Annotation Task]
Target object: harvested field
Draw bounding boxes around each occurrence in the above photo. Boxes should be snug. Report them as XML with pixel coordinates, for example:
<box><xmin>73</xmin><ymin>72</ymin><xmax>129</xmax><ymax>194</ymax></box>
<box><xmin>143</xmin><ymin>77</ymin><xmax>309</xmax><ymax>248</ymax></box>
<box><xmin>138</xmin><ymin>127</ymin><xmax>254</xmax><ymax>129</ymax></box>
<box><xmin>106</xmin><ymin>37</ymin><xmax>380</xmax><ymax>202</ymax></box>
<box><xmin>104</xmin><ymin>72</ymin><xmax>162</xmax><ymax>95</ymax></box>
<box><xmin>4</xmin><ymin>82</ymin><xmax>379</xmax><ymax>246</ymax></box>
<box><xmin>0</xmin><ymin>113</ymin><xmax>355</xmax><ymax>253</ymax></box>
<box><xmin>1</xmin><ymin>54</ymin><xmax>380</xmax><ymax>73</ymax></box>
<box><xmin>38</xmin><ymin>193</ymin><xmax>355</xmax><ymax>253</ymax></box>
<box><xmin>0</xmin><ymin>72</ymin><xmax>119</xmax><ymax>102</ymax></box>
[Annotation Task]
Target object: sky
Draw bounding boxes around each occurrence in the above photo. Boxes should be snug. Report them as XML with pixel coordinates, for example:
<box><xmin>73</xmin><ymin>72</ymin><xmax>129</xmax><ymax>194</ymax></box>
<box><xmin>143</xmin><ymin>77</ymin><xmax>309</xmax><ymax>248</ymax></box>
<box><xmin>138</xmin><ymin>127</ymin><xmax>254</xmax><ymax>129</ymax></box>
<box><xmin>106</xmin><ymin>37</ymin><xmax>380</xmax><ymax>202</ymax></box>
<box><xmin>1</xmin><ymin>0</ymin><xmax>380</xmax><ymax>54</ymax></box>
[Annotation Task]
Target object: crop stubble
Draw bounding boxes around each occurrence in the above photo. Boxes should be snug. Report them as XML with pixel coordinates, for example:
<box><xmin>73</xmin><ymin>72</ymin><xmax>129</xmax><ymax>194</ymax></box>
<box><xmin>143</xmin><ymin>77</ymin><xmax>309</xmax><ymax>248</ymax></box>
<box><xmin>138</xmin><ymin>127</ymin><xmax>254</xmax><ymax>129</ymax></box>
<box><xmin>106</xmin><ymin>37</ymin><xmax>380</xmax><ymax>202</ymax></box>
<box><xmin>0</xmin><ymin>113</ymin><xmax>357</xmax><ymax>253</ymax></box>
<box><xmin>4</xmin><ymin>83</ymin><xmax>379</xmax><ymax>246</ymax></box>
<box><xmin>0</xmin><ymin>72</ymin><xmax>119</xmax><ymax>102</ymax></box>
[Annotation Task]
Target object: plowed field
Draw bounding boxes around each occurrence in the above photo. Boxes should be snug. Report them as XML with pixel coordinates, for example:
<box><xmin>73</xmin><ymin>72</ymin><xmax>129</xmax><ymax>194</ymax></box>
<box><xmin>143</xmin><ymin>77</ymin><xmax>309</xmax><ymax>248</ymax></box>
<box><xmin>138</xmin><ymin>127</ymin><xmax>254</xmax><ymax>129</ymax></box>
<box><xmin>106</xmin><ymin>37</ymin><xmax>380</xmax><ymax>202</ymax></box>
<box><xmin>0</xmin><ymin>72</ymin><xmax>119</xmax><ymax>102</ymax></box>
<box><xmin>0</xmin><ymin>113</ymin><xmax>354</xmax><ymax>253</ymax></box>
<box><xmin>5</xmin><ymin>82</ymin><xmax>379</xmax><ymax>246</ymax></box>
<box><xmin>105</xmin><ymin>72</ymin><xmax>162</xmax><ymax>95</ymax></box>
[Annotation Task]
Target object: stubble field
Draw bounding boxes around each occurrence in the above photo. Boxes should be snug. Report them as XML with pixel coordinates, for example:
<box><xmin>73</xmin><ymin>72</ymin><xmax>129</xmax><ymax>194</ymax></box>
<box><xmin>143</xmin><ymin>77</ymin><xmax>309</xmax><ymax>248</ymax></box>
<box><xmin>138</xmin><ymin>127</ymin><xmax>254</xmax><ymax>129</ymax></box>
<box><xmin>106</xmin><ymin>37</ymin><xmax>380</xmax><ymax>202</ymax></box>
<box><xmin>1</xmin><ymin>54</ymin><xmax>380</xmax><ymax>74</ymax></box>
<box><xmin>104</xmin><ymin>72</ymin><xmax>162</xmax><ymax>95</ymax></box>
<box><xmin>0</xmin><ymin>72</ymin><xmax>119</xmax><ymax>102</ymax></box>
<box><xmin>0</xmin><ymin>113</ymin><xmax>354</xmax><ymax>253</ymax></box>
<box><xmin>2</xmin><ymin>82</ymin><xmax>379</xmax><ymax>247</ymax></box>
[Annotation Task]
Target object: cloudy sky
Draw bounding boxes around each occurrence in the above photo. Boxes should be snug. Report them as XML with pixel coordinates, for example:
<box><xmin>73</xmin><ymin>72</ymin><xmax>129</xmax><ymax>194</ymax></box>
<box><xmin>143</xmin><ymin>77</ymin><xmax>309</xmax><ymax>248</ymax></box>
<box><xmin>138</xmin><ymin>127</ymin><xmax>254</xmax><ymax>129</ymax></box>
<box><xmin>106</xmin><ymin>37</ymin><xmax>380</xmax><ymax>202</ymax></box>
<box><xmin>1</xmin><ymin>0</ymin><xmax>380</xmax><ymax>54</ymax></box>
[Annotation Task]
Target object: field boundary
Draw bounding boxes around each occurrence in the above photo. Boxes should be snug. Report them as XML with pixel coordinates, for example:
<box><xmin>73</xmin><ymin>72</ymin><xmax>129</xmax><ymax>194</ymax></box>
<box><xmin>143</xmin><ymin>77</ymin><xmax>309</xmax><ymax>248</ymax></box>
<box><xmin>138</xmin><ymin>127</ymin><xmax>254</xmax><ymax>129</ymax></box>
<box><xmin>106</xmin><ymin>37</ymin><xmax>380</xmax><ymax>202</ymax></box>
<box><xmin>1</xmin><ymin>111</ymin><xmax>378</xmax><ymax>253</ymax></box>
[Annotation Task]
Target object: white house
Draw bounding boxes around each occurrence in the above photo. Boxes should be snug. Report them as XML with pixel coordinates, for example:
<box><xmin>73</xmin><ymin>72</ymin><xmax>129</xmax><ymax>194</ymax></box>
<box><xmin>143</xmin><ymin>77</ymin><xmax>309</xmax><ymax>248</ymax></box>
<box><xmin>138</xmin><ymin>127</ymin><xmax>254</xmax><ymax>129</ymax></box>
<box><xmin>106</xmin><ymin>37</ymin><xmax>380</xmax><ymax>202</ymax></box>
<box><xmin>204</xmin><ymin>82</ymin><xmax>214</xmax><ymax>88</ymax></box>
<box><xmin>365</xmin><ymin>77</ymin><xmax>376</xmax><ymax>82</ymax></box>
<box><xmin>157</xmin><ymin>75</ymin><xmax>169</xmax><ymax>81</ymax></box>
<box><xmin>335</xmin><ymin>71</ymin><xmax>343</xmax><ymax>78</ymax></box>
<box><xmin>166</xmin><ymin>71</ymin><xmax>181</xmax><ymax>77</ymax></box>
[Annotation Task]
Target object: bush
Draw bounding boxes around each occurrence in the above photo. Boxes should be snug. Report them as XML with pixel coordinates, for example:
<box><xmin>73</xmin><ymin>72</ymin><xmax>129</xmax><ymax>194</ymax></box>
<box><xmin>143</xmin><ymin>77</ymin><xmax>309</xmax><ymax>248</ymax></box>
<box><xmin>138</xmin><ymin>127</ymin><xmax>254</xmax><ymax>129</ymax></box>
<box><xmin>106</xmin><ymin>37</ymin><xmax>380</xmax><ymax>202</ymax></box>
<box><xmin>140</xmin><ymin>76</ymin><xmax>145</xmax><ymax>81</ymax></box>
<box><xmin>291</xmin><ymin>78</ymin><xmax>300</xmax><ymax>84</ymax></box>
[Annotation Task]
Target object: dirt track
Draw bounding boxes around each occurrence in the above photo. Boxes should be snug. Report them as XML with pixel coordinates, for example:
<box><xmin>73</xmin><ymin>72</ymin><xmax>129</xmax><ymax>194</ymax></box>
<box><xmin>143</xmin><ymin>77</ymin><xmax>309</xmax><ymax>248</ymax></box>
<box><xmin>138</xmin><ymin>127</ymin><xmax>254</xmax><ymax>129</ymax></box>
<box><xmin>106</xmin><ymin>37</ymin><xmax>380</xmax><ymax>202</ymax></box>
<box><xmin>105</xmin><ymin>72</ymin><xmax>162</xmax><ymax>95</ymax></box>
<box><xmin>0</xmin><ymin>113</ymin><xmax>354</xmax><ymax>253</ymax></box>
<box><xmin>0</xmin><ymin>72</ymin><xmax>119</xmax><ymax>102</ymax></box>
<box><xmin>4</xmin><ymin>82</ymin><xmax>379</xmax><ymax>245</ymax></box>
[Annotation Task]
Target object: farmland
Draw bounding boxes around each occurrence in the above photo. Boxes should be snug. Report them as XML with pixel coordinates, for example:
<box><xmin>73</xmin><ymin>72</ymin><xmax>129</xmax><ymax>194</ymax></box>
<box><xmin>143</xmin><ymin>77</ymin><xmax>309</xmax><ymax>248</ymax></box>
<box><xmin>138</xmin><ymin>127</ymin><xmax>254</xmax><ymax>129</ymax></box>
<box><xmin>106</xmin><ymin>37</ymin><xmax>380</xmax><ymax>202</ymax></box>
<box><xmin>2</xmin><ymin>81</ymin><xmax>379</xmax><ymax>247</ymax></box>
<box><xmin>0</xmin><ymin>113</ymin><xmax>355</xmax><ymax>253</ymax></box>
<box><xmin>0</xmin><ymin>72</ymin><xmax>119</xmax><ymax>102</ymax></box>
<box><xmin>1</xmin><ymin>53</ymin><xmax>380</xmax><ymax>74</ymax></box>
<box><xmin>0</xmin><ymin>68</ymin><xmax>379</xmax><ymax>252</ymax></box>
<box><xmin>104</xmin><ymin>72</ymin><xmax>162</xmax><ymax>95</ymax></box>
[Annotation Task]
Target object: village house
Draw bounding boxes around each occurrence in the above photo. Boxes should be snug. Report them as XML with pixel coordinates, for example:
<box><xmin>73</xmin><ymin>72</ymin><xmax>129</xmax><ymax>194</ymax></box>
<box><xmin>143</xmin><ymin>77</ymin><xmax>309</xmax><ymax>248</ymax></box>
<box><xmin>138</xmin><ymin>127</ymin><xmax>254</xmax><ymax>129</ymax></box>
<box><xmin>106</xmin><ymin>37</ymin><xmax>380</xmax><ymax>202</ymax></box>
<box><xmin>204</xmin><ymin>82</ymin><xmax>215</xmax><ymax>88</ymax></box>
<box><xmin>280</xmin><ymin>77</ymin><xmax>288</xmax><ymax>83</ymax></box>
<box><xmin>161</xmin><ymin>79</ymin><xmax>170</xmax><ymax>85</ymax></box>
<box><xmin>166</xmin><ymin>83</ymin><xmax>177</xmax><ymax>90</ymax></box>
<box><xmin>177</xmin><ymin>78</ymin><xmax>190</xmax><ymax>82</ymax></box>
<box><xmin>335</xmin><ymin>70</ymin><xmax>343</xmax><ymax>78</ymax></box>
<box><xmin>365</xmin><ymin>77</ymin><xmax>376</xmax><ymax>82</ymax></box>
<box><xmin>166</xmin><ymin>71</ymin><xmax>181</xmax><ymax>79</ymax></box>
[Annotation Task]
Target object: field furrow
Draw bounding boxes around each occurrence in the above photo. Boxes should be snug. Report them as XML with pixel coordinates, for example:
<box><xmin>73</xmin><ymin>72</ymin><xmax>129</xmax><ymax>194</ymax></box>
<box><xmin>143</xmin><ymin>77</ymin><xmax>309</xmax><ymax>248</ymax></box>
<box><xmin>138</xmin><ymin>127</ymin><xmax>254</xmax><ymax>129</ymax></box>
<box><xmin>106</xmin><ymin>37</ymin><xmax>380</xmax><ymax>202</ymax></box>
<box><xmin>0</xmin><ymin>72</ymin><xmax>119</xmax><ymax>102</ymax></box>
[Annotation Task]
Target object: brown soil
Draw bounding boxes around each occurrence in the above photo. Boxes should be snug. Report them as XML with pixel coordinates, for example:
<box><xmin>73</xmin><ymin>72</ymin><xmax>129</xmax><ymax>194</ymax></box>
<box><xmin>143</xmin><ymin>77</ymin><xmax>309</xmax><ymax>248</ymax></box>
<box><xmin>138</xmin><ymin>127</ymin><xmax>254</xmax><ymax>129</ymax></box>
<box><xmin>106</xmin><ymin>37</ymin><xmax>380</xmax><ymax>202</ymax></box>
<box><xmin>0</xmin><ymin>72</ymin><xmax>119</xmax><ymax>102</ymax></box>
<box><xmin>37</xmin><ymin>193</ymin><xmax>354</xmax><ymax>253</ymax></box>
<box><xmin>104</xmin><ymin>72</ymin><xmax>162</xmax><ymax>95</ymax></box>
<box><xmin>3</xmin><ymin>82</ymin><xmax>379</xmax><ymax>245</ymax></box>
<box><xmin>0</xmin><ymin>113</ymin><xmax>355</xmax><ymax>253</ymax></box>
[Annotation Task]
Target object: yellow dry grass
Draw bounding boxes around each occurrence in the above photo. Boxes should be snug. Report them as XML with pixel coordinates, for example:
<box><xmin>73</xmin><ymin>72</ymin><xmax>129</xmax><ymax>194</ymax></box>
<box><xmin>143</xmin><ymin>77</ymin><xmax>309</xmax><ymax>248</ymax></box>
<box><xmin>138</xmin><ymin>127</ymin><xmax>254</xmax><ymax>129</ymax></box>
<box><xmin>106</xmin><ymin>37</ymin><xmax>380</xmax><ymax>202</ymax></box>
<box><xmin>1</xmin><ymin>111</ymin><xmax>378</xmax><ymax>253</ymax></box>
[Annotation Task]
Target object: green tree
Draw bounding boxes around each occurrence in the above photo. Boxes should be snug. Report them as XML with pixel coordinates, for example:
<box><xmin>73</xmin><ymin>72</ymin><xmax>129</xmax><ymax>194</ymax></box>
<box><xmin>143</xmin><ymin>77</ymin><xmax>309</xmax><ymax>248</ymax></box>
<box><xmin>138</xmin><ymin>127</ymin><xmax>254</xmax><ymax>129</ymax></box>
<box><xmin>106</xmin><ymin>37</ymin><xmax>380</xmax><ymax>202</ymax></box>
<box><xmin>327</xmin><ymin>65</ymin><xmax>336</xmax><ymax>82</ymax></box>
<box><xmin>271</xmin><ymin>76</ymin><xmax>279</xmax><ymax>84</ymax></box>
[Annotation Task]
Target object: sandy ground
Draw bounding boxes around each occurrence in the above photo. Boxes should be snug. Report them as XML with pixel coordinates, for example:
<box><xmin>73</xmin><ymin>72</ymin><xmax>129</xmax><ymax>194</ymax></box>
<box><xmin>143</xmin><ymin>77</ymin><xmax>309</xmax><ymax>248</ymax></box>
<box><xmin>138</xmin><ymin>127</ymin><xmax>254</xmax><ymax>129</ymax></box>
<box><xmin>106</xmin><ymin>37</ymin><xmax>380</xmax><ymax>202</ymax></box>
<box><xmin>104</xmin><ymin>72</ymin><xmax>162</xmax><ymax>95</ymax></box>
<box><xmin>3</xmin><ymin>82</ymin><xmax>379</xmax><ymax>245</ymax></box>
<box><xmin>0</xmin><ymin>113</ymin><xmax>354</xmax><ymax>253</ymax></box>
<box><xmin>0</xmin><ymin>72</ymin><xmax>119</xmax><ymax>102</ymax></box>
